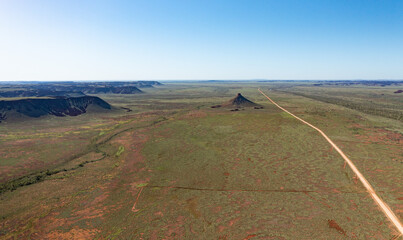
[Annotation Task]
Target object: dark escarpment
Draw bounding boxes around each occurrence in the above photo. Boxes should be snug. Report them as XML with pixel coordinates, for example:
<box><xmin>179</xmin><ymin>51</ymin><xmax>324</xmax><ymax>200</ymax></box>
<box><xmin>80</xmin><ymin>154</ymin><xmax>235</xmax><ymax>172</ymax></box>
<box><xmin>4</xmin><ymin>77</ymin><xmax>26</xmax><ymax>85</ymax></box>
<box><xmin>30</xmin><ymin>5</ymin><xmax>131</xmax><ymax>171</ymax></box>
<box><xmin>0</xmin><ymin>90</ymin><xmax>86</xmax><ymax>98</ymax></box>
<box><xmin>0</xmin><ymin>96</ymin><xmax>111</xmax><ymax>121</ymax></box>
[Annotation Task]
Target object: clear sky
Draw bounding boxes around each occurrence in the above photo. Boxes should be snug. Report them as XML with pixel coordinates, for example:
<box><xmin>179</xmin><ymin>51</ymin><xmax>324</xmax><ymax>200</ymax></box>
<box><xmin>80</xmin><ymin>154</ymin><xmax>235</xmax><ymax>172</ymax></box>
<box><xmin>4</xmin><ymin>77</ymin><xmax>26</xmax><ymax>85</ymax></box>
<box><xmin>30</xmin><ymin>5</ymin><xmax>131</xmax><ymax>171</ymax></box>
<box><xmin>0</xmin><ymin>0</ymin><xmax>402</xmax><ymax>81</ymax></box>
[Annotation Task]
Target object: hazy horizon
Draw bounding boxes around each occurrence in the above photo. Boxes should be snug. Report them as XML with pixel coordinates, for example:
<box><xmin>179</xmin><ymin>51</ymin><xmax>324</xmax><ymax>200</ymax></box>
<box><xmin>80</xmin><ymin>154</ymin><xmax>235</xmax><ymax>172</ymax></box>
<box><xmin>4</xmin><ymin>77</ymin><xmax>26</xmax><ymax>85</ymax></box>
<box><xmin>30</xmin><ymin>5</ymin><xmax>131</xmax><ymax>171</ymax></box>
<box><xmin>1</xmin><ymin>79</ymin><xmax>403</xmax><ymax>83</ymax></box>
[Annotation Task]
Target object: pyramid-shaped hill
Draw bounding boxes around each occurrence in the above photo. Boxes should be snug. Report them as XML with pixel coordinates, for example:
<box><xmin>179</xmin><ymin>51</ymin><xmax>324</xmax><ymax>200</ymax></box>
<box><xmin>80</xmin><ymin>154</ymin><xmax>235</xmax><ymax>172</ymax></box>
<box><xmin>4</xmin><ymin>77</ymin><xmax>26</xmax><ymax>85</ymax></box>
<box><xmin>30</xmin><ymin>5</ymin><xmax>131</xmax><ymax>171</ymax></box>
<box><xmin>227</xmin><ymin>93</ymin><xmax>257</xmax><ymax>107</ymax></box>
<box><xmin>212</xmin><ymin>93</ymin><xmax>263</xmax><ymax>109</ymax></box>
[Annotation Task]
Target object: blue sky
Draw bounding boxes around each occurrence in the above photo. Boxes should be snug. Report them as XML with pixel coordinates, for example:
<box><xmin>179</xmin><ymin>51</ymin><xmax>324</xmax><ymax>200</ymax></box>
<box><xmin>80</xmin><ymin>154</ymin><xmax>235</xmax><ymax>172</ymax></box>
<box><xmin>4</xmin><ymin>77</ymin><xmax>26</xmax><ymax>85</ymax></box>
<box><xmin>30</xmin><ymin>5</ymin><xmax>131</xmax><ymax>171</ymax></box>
<box><xmin>0</xmin><ymin>0</ymin><xmax>402</xmax><ymax>81</ymax></box>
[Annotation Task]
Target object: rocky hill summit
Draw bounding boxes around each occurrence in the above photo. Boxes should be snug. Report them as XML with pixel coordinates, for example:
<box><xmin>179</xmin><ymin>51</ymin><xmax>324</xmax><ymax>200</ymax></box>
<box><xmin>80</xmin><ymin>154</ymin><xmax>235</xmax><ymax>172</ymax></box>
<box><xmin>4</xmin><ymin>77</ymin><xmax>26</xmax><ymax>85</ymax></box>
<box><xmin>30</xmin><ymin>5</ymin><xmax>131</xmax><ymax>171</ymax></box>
<box><xmin>226</xmin><ymin>93</ymin><xmax>258</xmax><ymax>107</ymax></box>
<box><xmin>211</xmin><ymin>93</ymin><xmax>263</xmax><ymax>110</ymax></box>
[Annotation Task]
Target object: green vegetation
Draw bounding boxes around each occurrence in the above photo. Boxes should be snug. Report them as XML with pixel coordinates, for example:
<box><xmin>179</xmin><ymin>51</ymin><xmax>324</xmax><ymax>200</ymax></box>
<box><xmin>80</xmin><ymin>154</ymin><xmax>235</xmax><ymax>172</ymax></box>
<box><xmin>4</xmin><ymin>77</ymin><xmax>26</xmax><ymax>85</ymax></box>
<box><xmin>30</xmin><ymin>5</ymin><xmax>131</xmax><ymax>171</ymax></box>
<box><xmin>115</xmin><ymin>146</ymin><xmax>125</xmax><ymax>157</ymax></box>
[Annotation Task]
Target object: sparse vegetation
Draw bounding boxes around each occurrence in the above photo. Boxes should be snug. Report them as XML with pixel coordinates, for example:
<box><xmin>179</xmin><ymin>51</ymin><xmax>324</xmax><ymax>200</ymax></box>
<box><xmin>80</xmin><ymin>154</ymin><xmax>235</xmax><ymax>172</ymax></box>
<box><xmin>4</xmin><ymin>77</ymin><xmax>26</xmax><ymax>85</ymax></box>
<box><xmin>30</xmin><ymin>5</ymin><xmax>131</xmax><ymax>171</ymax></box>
<box><xmin>282</xmin><ymin>90</ymin><xmax>403</xmax><ymax>121</ymax></box>
<box><xmin>0</xmin><ymin>81</ymin><xmax>402</xmax><ymax>239</ymax></box>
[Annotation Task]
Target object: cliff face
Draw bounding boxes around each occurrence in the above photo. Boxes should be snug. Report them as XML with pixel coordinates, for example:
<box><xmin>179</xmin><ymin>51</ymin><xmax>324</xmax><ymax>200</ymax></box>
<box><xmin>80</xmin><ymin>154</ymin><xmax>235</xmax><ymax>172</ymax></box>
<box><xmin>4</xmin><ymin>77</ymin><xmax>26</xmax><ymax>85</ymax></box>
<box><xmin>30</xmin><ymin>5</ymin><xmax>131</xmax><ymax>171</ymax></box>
<box><xmin>0</xmin><ymin>96</ymin><xmax>111</xmax><ymax>121</ymax></box>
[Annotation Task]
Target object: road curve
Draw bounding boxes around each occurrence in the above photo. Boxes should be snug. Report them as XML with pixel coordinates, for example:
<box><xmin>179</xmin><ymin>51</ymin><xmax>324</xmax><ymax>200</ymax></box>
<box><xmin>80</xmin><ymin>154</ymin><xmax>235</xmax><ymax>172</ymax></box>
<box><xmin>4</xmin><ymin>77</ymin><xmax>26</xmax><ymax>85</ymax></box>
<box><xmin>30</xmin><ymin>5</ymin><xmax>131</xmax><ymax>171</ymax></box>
<box><xmin>258</xmin><ymin>88</ymin><xmax>403</xmax><ymax>236</ymax></box>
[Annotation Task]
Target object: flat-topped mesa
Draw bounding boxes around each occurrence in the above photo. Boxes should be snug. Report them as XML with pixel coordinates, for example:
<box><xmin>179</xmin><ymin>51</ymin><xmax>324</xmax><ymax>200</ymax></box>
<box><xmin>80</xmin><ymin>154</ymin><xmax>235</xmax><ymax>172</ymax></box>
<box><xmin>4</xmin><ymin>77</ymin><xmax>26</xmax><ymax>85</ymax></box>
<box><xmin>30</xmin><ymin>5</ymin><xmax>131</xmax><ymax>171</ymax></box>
<box><xmin>0</xmin><ymin>96</ymin><xmax>111</xmax><ymax>122</ymax></box>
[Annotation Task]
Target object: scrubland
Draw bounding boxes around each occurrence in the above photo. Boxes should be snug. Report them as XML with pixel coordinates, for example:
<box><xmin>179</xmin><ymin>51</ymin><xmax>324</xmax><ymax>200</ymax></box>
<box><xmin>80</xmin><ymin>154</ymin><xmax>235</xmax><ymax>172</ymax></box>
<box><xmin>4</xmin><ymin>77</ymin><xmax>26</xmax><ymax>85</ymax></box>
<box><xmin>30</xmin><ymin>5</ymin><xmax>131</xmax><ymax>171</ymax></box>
<box><xmin>0</xmin><ymin>82</ymin><xmax>402</xmax><ymax>239</ymax></box>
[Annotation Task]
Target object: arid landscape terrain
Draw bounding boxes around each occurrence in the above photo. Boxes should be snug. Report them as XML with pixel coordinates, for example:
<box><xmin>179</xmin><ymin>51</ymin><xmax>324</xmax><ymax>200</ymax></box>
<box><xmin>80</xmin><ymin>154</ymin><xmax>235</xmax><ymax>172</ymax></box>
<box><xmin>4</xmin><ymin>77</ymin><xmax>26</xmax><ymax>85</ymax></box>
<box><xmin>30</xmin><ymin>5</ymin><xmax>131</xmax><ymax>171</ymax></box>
<box><xmin>0</xmin><ymin>80</ymin><xmax>402</xmax><ymax>239</ymax></box>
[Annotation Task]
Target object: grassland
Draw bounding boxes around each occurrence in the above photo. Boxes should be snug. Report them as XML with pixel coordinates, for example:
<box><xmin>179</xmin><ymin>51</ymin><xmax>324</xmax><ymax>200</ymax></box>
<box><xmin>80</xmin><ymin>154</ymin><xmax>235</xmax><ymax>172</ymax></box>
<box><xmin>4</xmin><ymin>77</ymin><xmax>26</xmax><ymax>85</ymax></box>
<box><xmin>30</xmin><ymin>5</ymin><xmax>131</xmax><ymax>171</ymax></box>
<box><xmin>0</xmin><ymin>82</ymin><xmax>402</xmax><ymax>239</ymax></box>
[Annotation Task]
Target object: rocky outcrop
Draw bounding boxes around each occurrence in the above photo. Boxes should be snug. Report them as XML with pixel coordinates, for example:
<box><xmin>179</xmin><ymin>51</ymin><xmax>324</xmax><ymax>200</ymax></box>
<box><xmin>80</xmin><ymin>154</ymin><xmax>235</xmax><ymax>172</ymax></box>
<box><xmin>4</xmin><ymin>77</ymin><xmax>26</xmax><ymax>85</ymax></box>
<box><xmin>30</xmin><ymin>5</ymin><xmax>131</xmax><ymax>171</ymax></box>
<box><xmin>226</xmin><ymin>93</ymin><xmax>258</xmax><ymax>107</ymax></box>
<box><xmin>211</xmin><ymin>93</ymin><xmax>263</xmax><ymax>110</ymax></box>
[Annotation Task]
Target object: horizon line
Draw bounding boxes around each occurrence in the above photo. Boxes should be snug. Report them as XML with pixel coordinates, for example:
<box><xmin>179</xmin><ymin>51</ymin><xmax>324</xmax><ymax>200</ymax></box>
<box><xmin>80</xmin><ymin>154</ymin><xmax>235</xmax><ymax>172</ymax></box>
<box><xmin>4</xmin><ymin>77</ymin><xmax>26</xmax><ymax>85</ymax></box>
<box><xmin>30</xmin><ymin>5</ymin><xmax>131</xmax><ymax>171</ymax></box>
<box><xmin>1</xmin><ymin>79</ymin><xmax>403</xmax><ymax>82</ymax></box>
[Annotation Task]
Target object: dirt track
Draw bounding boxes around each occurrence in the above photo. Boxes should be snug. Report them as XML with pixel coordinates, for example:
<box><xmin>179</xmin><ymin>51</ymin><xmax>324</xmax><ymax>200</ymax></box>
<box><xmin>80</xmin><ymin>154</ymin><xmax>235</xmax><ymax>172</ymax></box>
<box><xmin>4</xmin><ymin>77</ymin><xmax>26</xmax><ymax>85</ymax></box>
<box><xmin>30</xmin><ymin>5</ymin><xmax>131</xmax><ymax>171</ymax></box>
<box><xmin>258</xmin><ymin>88</ymin><xmax>403</xmax><ymax>236</ymax></box>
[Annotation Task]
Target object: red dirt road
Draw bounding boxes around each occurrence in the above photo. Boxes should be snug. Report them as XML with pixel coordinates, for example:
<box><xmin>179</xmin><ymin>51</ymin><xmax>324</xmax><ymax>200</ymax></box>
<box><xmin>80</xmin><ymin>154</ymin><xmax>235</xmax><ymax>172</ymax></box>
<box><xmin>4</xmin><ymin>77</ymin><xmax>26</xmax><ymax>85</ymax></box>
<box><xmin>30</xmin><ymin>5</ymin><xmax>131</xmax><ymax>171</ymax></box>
<box><xmin>258</xmin><ymin>88</ymin><xmax>403</xmax><ymax>236</ymax></box>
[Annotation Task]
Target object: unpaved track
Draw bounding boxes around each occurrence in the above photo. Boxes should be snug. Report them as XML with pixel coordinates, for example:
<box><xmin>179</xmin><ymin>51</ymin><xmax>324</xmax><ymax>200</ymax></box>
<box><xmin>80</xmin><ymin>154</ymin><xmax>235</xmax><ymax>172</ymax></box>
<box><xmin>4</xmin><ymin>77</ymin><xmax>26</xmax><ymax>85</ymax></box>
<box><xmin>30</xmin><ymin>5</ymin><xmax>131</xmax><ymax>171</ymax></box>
<box><xmin>258</xmin><ymin>88</ymin><xmax>403</xmax><ymax>236</ymax></box>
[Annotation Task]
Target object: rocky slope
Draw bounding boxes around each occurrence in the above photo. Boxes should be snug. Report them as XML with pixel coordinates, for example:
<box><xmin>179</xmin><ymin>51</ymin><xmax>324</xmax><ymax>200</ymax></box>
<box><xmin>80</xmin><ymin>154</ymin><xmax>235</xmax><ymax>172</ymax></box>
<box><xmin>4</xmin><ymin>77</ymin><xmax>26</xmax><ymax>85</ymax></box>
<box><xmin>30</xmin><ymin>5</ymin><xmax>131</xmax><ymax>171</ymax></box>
<box><xmin>211</xmin><ymin>93</ymin><xmax>263</xmax><ymax>109</ymax></box>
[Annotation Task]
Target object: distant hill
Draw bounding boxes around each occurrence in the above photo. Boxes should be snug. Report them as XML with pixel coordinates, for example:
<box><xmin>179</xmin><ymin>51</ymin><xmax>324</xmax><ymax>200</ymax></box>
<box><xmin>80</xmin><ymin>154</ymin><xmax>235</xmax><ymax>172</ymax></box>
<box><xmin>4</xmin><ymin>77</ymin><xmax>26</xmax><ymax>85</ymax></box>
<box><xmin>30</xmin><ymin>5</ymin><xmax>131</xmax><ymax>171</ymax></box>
<box><xmin>83</xmin><ymin>86</ymin><xmax>143</xmax><ymax>94</ymax></box>
<box><xmin>124</xmin><ymin>81</ymin><xmax>162</xmax><ymax>88</ymax></box>
<box><xmin>0</xmin><ymin>86</ymin><xmax>143</xmax><ymax>97</ymax></box>
<box><xmin>225</xmin><ymin>93</ymin><xmax>258</xmax><ymax>107</ymax></box>
<box><xmin>76</xmin><ymin>81</ymin><xmax>162</xmax><ymax>88</ymax></box>
<box><xmin>0</xmin><ymin>96</ymin><xmax>111</xmax><ymax>122</ymax></box>
<box><xmin>0</xmin><ymin>81</ymin><xmax>162</xmax><ymax>98</ymax></box>
<box><xmin>0</xmin><ymin>90</ymin><xmax>86</xmax><ymax>98</ymax></box>
<box><xmin>211</xmin><ymin>93</ymin><xmax>263</xmax><ymax>110</ymax></box>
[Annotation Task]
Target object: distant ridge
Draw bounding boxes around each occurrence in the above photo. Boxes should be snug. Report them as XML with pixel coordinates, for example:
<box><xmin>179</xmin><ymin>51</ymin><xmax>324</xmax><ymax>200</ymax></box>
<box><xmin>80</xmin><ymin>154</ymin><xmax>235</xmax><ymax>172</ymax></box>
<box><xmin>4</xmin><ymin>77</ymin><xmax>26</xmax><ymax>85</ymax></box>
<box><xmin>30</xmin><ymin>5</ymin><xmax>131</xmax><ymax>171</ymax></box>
<box><xmin>0</xmin><ymin>96</ymin><xmax>111</xmax><ymax>122</ymax></box>
<box><xmin>0</xmin><ymin>81</ymin><xmax>162</xmax><ymax>98</ymax></box>
<box><xmin>84</xmin><ymin>86</ymin><xmax>143</xmax><ymax>94</ymax></box>
<box><xmin>0</xmin><ymin>90</ymin><xmax>86</xmax><ymax>98</ymax></box>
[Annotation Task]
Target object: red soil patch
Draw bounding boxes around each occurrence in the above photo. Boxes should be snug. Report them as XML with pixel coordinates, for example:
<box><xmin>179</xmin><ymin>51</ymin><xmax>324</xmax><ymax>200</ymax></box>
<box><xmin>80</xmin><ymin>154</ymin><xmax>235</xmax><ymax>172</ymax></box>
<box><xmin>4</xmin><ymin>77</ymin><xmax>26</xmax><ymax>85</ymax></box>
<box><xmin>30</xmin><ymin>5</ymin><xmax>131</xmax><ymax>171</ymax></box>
<box><xmin>29</xmin><ymin>126</ymin><xmax>152</xmax><ymax>238</ymax></box>
<box><xmin>328</xmin><ymin>219</ymin><xmax>346</xmax><ymax>235</ymax></box>
<box><xmin>218</xmin><ymin>234</ymin><xmax>229</xmax><ymax>240</ymax></box>
<box><xmin>164</xmin><ymin>215</ymin><xmax>186</xmax><ymax>239</ymax></box>
<box><xmin>228</xmin><ymin>217</ymin><xmax>241</xmax><ymax>226</ymax></box>
<box><xmin>179</xmin><ymin>110</ymin><xmax>208</xmax><ymax>120</ymax></box>
<box><xmin>45</xmin><ymin>227</ymin><xmax>100</xmax><ymax>239</ymax></box>
<box><xmin>243</xmin><ymin>234</ymin><xmax>257</xmax><ymax>240</ymax></box>
<box><xmin>213</xmin><ymin>206</ymin><xmax>223</xmax><ymax>213</ymax></box>
<box><xmin>396</xmin><ymin>204</ymin><xmax>403</xmax><ymax>213</ymax></box>
<box><xmin>218</xmin><ymin>225</ymin><xmax>226</xmax><ymax>233</ymax></box>
<box><xmin>351</xmin><ymin>124</ymin><xmax>403</xmax><ymax>145</ymax></box>
<box><xmin>154</xmin><ymin>211</ymin><xmax>164</xmax><ymax>217</ymax></box>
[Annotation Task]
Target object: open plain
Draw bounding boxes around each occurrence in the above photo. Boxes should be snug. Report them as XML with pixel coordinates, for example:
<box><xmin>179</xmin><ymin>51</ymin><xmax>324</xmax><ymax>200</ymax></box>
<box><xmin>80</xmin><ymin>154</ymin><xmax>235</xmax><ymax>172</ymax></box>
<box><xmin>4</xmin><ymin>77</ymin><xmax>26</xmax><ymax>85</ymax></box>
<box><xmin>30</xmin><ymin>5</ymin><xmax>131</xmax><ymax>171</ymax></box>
<box><xmin>0</xmin><ymin>81</ymin><xmax>402</xmax><ymax>239</ymax></box>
